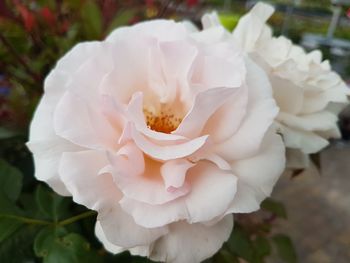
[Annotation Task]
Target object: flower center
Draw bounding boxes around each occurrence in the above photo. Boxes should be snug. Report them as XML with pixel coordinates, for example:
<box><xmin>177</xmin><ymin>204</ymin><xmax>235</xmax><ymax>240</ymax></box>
<box><xmin>143</xmin><ymin>108</ymin><xmax>182</xmax><ymax>134</ymax></box>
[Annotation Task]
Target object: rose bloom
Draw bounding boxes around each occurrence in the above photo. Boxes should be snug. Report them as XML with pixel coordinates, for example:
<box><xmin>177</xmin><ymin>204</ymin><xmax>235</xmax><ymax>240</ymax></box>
<box><xmin>27</xmin><ymin>19</ymin><xmax>285</xmax><ymax>262</ymax></box>
<box><xmin>204</xmin><ymin>3</ymin><xmax>349</xmax><ymax>169</ymax></box>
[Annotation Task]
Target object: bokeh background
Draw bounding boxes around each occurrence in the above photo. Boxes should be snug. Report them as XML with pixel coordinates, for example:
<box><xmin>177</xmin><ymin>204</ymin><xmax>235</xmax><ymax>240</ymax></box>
<box><xmin>0</xmin><ymin>1</ymin><xmax>349</xmax><ymax>262</ymax></box>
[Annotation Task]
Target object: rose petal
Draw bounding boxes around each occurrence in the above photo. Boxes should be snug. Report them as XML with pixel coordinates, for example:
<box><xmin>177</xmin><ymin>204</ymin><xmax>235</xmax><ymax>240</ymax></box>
<box><xmin>54</xmin><ymin>91</ymin><xmax>118</xmax><ymax>150</ymax></box>
<box><xmin>232</xmin><ymin>2</ymin><xmax>274</xmax><ymax>51</ymax></box>
<box><xmin>59</xmin><ymin>150</ymin><xmax>120</xmax><ymax>210</ymax></box>
<box><xmin>173</xmin><ymin>87</ymin><xmax>238</xmax><ymax>138</ymax></box>
<box><xmin>98</xmin><ymin>204</ymin><xmax>168</xmax><ymax>248</ymax></box>
<box><xmin>215</xmin><ymin>58</ymin><xmax>278</xmax><ymax>160</ymax></box>
<box><xmin>130</xmin><ymin>124</ymin><xmax>209</xmax><ymax>161</ymax></box>
<box><xmin>228</xmin><ymin>128</ymin><xmax>285</xmax><ymax>213</ymax></box>
<box><xmin>161</xmin><ymin>159</ymin><xmax>195</xmax><ymax>190</ymax></box>
<box><xmin>277</xmin><ymin>111</ymin><xmax>338</xmax><ymax>132</ymax></box>
<box><xmin>150</xmin><ymin>216</ymin><xmax>233</xmax><ymax>263</ymax></box>
<box><xmin>278</xmin><ymin>123</ymin><xmax>329</xmax><ymax>154</ymax></box>
<box><xmin>120</xmin><ymin>162</ymin><xmax>237</xmax><ymax>227</ymax></box>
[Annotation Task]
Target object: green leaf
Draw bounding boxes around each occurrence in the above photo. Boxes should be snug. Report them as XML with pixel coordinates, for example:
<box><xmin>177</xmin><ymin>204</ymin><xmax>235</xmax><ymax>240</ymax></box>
<box><xmin>106</xmin><ymin>9</ymin><xmax>136</xmax><ymax>34</ymax></box>
<box><xmin>0</xmin><ymin>159</ymin><xmax>23</xmax><ymax>201</ymax></box>
<box><xmin>35</xmin><ymin>184</ymin><xmax>71</xmax><ymax>221</ymax></box>
<box><xmin>0</xmin><ymin>217</ymin><xmax>23</xmax><ymax>243</ymax></box>
<box><xmin>254</xmin><ymin>236</ymin><xmax>271</xmax><ymax>257</ymax></box>
<box><xmin>250</xmin><ymin>235</ymin><xmax>271</xmax><ymax>263</ymax></box>
<box><xmin>0</xmin><ymin>127</ymin><xmax>20</xmax><ymax>140</ymax></box>
<box><xmin>80</xmin><ymin>0</ymin><xmax>103</xmax><ymax>39</ymax></box>
<box><xmin>34</xmin><ymin>226</ymin><xmax>102</xmax><ymax>263</ymax></box>
<box><xmin>219</xmin><ymin>14</ymin><xmax>240</xmax><ymax>32</ymax></box>
<box><xmin>212</xmin><ymin>249</ymin><xmax>239</xmax><ymax>263</ymax></box>
<box><xmin>0</xmin><ymin>225</ymin><xmax>39</xmax><ymax>262</ymax></box>
<box><xmin>273</xmin><ymin>234</ymin><xmax>297</xmax><ymax>263</ymax></box>
<box><xmin>261</xmin><ymin>198</ymin><xmax>287</xmax><ymax>219</ymax></box>
<box><xmin>227</xmin><ymin>227</ymin><xmax>254</xmax><ymax>261</ymax></box>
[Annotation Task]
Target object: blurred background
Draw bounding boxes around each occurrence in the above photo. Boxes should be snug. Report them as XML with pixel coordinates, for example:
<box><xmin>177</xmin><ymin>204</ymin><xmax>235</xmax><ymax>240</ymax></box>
<box><xmin>0</xmin><ymin>1</ymin><xmax>349</xmax><ymax>262</ymax></box>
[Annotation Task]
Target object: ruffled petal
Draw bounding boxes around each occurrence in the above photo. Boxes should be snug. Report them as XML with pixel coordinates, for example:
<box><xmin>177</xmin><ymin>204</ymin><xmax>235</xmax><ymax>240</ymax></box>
<box><xmin>119</xmin><ymin>162</ymin><xmax>237</xmax><ymax>227</ymax></box>
<box><xmin>59</xmin><ymin>150</ymin><xmax>120</xmax><ymax>210</ymax></box>
<box><xmin>150</xmin><ymin>216</ymin><xmax>233</xmax><ymax>263</ymax></box>
<box><xmin>215</xmin><ymin>58</ymin><xmax>278</xmax><ymax>160</ymax></box>
<box><xmin>98</xmin><ymin>204</ymin><xmax>168</xmax><ymax>248</ymax></box>
<box><xmin>228</xmin><ymin>128</ymin><xmax>285</xmax><ymax>213</ymax></box>
<box><xmin>54</xmin><ymin>91</ymin><xmax>118</xmax><ymax>150</ymax></box>
<box><xmin>278</xmin><ymin>123</ymin><xmax>329</xmax><ymax>154</ymax></box>
<box><xmin>173</xmin><ymin>87</ymin><xmax>238</xmax><ymax>138</ymax></box>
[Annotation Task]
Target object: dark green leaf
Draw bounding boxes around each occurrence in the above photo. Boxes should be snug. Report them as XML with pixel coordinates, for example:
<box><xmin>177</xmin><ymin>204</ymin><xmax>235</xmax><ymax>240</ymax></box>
<box><xmin>212</xmin><ymin>249</ymin><xmax>239</xmax><ymax>263</ymax></box>
<box><xmin>80</xmin><ymin>0</ymin><xmax>103</xmax><ymax>39</ymax></box>
<box><xmin>34</xmin><ymin>226</ymin><xmax>102</xmax><ymax>263</ymax></box>
<box><xmin>106</xmin><ymin>9</ymin><xmax>137</xmax><ymax>34</ymax></box>
<box><xmin>254</xmin><ymin>236</ymin><xmax>271</xmax><ymax>257</ymax></box>
<box><xmin>0</xmin><ymin>217</ymin><xmax>23</xmax><ymax>243</ymax></box>
<box><xmin>273</xmin><ymin>234</ymin><xmax>297</xmax><ymax>263</ymax></box>
<box><xmin>0</xmin><ymin>159</ymin><xmax>23</xmax><ymax>201</ymax></box>
<box><xmin>0</xmin><ymin>225</ymin><xmax>39</xmax><ymax>263</ymax></box>
<box><xmin>250</xmin><ymin>235</ymin><xmax>271</xmax><ymax>263</ymax></box>
<box><xmin>0</xmin><ymin>127</ymin><xmax>20</xmax><ymax>140</ymax></box>
<box><xmin>227</xmin><ymin>227</ymin><xmax>254</xmax><ymax>261</ymax></box>
<box><xmin>35</xmin><ymin>184</ymin><xmax>71</xmax><ymax>221</ymax></box>
<box><xmin>261</xmin><ymin>198</ymin><xmax>287</xmax><ymax>219</ymax></box>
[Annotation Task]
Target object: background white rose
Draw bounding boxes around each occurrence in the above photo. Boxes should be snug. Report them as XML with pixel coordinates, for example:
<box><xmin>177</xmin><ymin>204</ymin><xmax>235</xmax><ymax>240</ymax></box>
<box><xmin>231</xmin><ymin>3</ymin><xmax>350</xmax><ymax>169</ymax></box>
<box><xmin>27</xmin><ymin>19</ymin><xmax>285</xmax><ymax>263</ymax></box>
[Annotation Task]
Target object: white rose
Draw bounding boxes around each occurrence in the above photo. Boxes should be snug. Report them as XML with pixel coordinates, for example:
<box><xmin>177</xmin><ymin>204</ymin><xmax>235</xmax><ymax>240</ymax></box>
<box><xmin>203</xmin><ymin>3</ymin><xmax>349</xmax><ymax>169</ymax></box>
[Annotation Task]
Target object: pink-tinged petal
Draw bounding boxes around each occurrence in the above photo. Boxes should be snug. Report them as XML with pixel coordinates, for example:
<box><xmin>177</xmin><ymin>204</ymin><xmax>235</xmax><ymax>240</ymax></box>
<box><xmin>215</xmin><ymin>58</ymin><xmax>279</xmax><ymax>160</ymax></box>
<box><xmin>192</xmin><ymin>55</ymin><xmax>243</xmax><ymax>89</ymax></box>
<box><xmin>66</xmin><ymin>42</ymin><xmax>114</xmax><ymax>107</ymax></box>
<box><xmin>119</xmin><ymin>196</ymin><xmax>189</xmax><ymax>228</ymax></box>
<box><xmin>100</xmin><ymin>36</ymin><xmax>156</xmax><ymax>104</ymax></box>
<box><xmin>150</xmin><ymin>216</ymin><xmax>233</xmax><ymax>263</ymax></box>
<box><xmin>173</xmin><ymin>87</ymin><xmax>237</xmax><ymax>138</ymax></box>
<box><xmin>126</xmin><ymin>92</ymin><xmax>186</xmax><ymax>141</ymax></box>
<box><xmin>59</xmin><ymin>150</ymin><xmax>120</xmax><ymax>210</ymax></box>
<box><xmin>95</xmin><ymin>221</ymin><xmax>125</xmax><ymax>254</ymax></box>
<box><xmin>130</xmin><ymin>124</ymin><xmax>209</xmax><ymax>161</ymax></box>
<box><xmin>126</xmin><ymin>20</ymin><xmax>188</xmax><ymax>42</ymax></box>
<box><xmin>120</xmin><ymin>162</ymin><xmax>237</xmax><ymax>228</ymax></box>
<box><xmin>155</xmin><ymin>40</ymin><xmax>198</xmax><ymax>104</ymax></box>
<box><xmin>98</xmin><ymin>204</ymin><xmax>168</xmax><ymax>248</ymax></box>
<box><xmin>54</xmin><ymin>91</ymin><xmax>118</xmax><ymax>150</ymax></box>
<box><xmin>160</xmin><ymin>159</ymin><xmax>195</xmax><ymax>190</ymax></box>
<box><xmin>201</xmin><ymin>12</ymin><xmax>221</xmax><ymax>29</ymax></box>
<box><xmin>29</xmin><ymin>91</ymin><xmax>62</xmax><ymax>142</ymax></box>
<box><xmin>112</xmin><ymin>157</ymin><xmax>190</xmax><ymax>205</ymax></box>
<box><xmin>203</xmin><ymin>85</ymin><xmax>248</xmax><ymax>142</ymax></box>
<box><xmin>108</xmin><ymin>142</ymin><xmax>145</xmax><ymax>178</ymax></box>
<box><xmin>185</xmin><ymin>162</ymin><xmax>237</xmax><ymax>223</ymax></box>
<box><xmin>97</xmin><ymin>222</ymin><xmax>155</xmax><ymax>258</ymax></box>
<box><xmin>55</xmin><ymin>42</ymin><xmax>103</xmax><ymax>78</ymax></box>
<box><xmin>27</xmin><ymin>137</ymin><xmax>84</xmax><ymax>197</ymax></box>
<box><xmin>277</xmin><ymin>123</ymin><xmax>329</xmax><ymax>154</ymax></box>
<box><xmin>197</xmin><ymin>153</ymin><xmax>232</xmax><ymax>170</ymax></box>
<box><xmin>228</xmin><ymin>129</ymin><xmax>285</xmax><ymax>213</ymax></box>
<box><xmin>191</xmin><ymin>26</ymin><xmax>228</xmax><ymax>45</ymax></box>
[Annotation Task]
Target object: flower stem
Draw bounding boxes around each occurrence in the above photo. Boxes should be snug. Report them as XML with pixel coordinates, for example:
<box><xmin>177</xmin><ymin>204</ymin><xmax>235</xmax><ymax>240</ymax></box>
<box><xmin>0</xmin><ymin>210</ymin><xmax>97</xmax><ymax>227</ymax></box>
<box><xmin>57</xmin><ymin>210</ymin><xmax>97</xmax><ymax>226</ymax></box>
<box><xmin>0</xmin><ymin>214</ymin><xmax>51</xmax><ymax>225</ymax></box>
